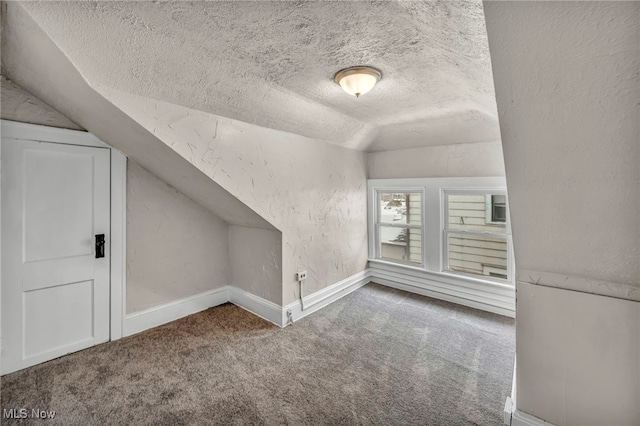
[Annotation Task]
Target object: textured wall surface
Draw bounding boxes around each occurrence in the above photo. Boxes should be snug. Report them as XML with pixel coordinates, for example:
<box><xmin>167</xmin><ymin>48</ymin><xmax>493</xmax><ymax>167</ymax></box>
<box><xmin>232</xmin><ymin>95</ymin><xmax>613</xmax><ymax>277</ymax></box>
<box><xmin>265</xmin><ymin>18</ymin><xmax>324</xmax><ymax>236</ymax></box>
<box><xmin>484</xmin><ymin>2</ymin><xmax>640</xmax><ymax>425</ymax></box>
<box><xmin>368</xmin><ymin>141</ymin><xmax>505</xmax><ymax>179</ymax></box>
<box><xmin>127</xmin><ymin>161</ymin><xmax>230</xmax><ymax>313</ymax></box>
<box><xmin>16</xmin><ymin>1</ymin><xmax>499</xmax><ymax>151</ymax></box>
<box><xmin>107</xmin><ymin>89</ymin><xmax>368</xmax><ymax>305</ymax></box>
<box><xmin>229</xmin><ymin>226</ymin><xmax>282</xmax><ymax>305</ymax></box>
<box><xmin>0</xmin><ymin>75</ymin><xmax>82</xmax><ymax>130</ymax></box>
<box><xmin>485</xmin><ymin>1</ymin><xmax>639</xmax><ymax>290</ymax></box>
<box><xmin>3</xmin><ymin>1</ymin><xmax>496</xmax><ymax>312</ymax></box>
<box><xmin>1</xmin><ymin>3</ymin><xmax>275</xmax><ymax>232</ymax></box>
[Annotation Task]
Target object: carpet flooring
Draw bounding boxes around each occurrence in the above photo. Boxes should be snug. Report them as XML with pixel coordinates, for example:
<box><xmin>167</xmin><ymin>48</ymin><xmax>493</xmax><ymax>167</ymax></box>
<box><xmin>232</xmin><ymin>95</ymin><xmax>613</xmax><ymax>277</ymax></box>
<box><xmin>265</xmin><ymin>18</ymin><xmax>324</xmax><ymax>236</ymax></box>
<box><xmin>1</xmin><ymin>283</ymin><xmax>515</xmax><ymax>425</ymax></box>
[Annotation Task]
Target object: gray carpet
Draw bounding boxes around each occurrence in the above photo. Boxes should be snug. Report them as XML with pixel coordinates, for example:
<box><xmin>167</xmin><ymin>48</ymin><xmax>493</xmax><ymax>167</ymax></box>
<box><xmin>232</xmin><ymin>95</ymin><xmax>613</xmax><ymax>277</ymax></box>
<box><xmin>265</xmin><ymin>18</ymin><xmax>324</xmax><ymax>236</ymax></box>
<box><xmin>1</xmin><ymin>283</ymin><xmax>515</xmax><ymax>425</ymax></box>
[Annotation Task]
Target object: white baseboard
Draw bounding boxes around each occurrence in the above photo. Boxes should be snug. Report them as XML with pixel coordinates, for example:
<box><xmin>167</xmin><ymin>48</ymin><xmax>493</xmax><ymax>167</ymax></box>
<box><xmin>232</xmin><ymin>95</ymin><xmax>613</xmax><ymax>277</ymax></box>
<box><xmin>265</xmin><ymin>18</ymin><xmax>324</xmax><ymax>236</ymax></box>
<box><xmin>229</xmin><ymin>287</ymin><xmax>283</xmax><ymax>327</ymax></box>
<box><xmin>284</xmin><ymin>270</ymin><xmax>371</xmax><ymax>324</ymax></box>
<box><xmin>124</xmin><ymin>287</ymin><xmax>229</xmax><ymax>336</ymax></box>
<box><xmin>505</xmin><ymin>368</ymin><xmax>554</xmax><ymax>426</ymax></box>
<box><xmin>505</xmin><ymin>358</ymin><xmax>517</xmax><ymax>425</ymax></box>
<box><xmin>123</xmin><ymin>264</ymin><xmax>511</xmax><ymax>337</ymax></box>
<box><xmin>511</xmin><ymin>410</ymin><xmax>554</xmax><ymax>426</ymax></box>
<box><xmin>504</xmin><ymin>397</ymin><xmax>514</xmax><ymax>426</ymax></box>
<box><xmin>369</xmin><ymin>262</ymin><xmax>515</xmax><ymax>317</ymax></box>
<box><xmin>122</xmin><ymin>270</ymin><xmax>372</xmax><ymax>335</ymax></box>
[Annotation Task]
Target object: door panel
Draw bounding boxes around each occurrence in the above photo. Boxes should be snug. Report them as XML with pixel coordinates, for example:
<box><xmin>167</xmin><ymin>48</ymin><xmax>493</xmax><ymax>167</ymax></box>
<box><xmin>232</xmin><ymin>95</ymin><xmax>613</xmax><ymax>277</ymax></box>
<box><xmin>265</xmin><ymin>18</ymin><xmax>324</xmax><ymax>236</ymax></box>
<box><xmin>1</xmin><ymin>138</ymin><xmax>111</xmax><ymax>374</ymax></box>
<box><xmin>24</xmin><ymin>280</ymin><xmax>95</xmax><ymax>358</ymax></box>
<box><xmin>24</xmin><ymin>150</ymin><xmax>95</xmax><ymax>262</ymax></box>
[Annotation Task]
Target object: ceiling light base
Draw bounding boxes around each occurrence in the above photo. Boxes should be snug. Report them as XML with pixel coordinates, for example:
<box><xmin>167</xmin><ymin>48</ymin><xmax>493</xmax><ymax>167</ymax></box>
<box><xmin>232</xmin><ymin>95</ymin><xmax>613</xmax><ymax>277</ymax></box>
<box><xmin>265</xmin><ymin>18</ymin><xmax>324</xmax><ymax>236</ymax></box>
<box><xmin>334</xmin><ymin>66</ymin><xmax>381</xmax><ymax>98</ymax></box>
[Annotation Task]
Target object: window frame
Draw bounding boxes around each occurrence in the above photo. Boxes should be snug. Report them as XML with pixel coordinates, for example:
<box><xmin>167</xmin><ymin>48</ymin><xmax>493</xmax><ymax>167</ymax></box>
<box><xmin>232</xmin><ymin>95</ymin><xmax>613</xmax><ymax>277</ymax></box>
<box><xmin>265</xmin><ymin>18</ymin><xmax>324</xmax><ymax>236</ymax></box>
<box><xmin>367</xmin><ymin>177</ymin><xmax>514</xmax><ymax>289</ymax></box>
<box><xmin>442</xmin><ymin>189</ymin><xmax>513</xmax><ymax>284</ymax></box>
<box><xmin>373</xmin><ymin>188</ymin><xmax>425</xmax><ymax>267</ymax></box>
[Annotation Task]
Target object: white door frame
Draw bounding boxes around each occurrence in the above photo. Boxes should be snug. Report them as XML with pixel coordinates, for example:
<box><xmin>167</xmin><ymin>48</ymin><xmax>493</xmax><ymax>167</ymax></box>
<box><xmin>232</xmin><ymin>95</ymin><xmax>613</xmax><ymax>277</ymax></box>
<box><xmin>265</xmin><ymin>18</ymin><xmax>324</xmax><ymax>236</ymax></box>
<box><xmin>0</xmin><ymin>119</ymin><xmax>127</xmax><ymax>341</ymax></box>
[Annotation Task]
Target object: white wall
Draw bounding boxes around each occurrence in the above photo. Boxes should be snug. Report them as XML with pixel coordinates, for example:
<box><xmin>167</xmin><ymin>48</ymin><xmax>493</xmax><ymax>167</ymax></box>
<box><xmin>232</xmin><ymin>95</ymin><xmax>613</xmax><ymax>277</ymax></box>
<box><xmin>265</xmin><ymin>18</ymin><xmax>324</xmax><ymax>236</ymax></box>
<box><xmin>104</xmin><ymin>89</ymin><xmax>369</xmax><ymax>306</ymax></box>
<box><xmin>517</xmin><ymin>283</ymin><xmax>639</xmax><ymax>426</ymax></box>
<box><xmin>485</xmin><ymin>1</ymin><xmax>639</xmax><ymax>287</ymax></box>
<box><xmin>484</xmin><ymin>1</ymin><xmax>640</xmax><ymax>425</ymax></box>
<box><xmin>127</xmin><ymin>161</ymin><xmax>230</xmax><ymax>313</ymax></box>
<box><xmin>367</xmin><ymin>141</ymin><xmax>505</xmax><ymax>179</ymax></box>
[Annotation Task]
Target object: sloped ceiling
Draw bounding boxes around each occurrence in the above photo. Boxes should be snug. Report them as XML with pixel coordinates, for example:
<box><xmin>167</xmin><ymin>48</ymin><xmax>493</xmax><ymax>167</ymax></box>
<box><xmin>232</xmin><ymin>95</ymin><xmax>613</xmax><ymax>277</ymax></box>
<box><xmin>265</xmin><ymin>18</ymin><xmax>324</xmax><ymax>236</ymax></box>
<box><xmin>0</xmin><ymin>2</ymin><xmax>276</xmax><ymax>231</ymax></box>
<box><xmin>14</xmin><ymin>0</ymin><xmax>499</xmax><ymax>151</ymax></box>
<box><xmin>0</xmin><ymin>75</ymin><xmax>82</xmax><ymax>130</ymax></box>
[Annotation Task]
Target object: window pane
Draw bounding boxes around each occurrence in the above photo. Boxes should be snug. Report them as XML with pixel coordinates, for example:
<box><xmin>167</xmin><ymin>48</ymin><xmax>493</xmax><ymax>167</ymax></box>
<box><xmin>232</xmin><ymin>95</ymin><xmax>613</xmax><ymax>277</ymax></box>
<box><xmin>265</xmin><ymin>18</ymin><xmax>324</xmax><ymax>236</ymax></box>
<box><xmin>447</xmin><ymin>193</ymin><xmax>506</xmax><ymax>231</ymax></box>
<box><xmin>491</xmin><ymin>195</ymin><xmax>507</xmax><ymax>223</ymax></box>
<box><xmin>379</xmin><ymin>193</ymin><xmax>421</xmax><ymax>225</ymax></box>
<box><xmin>379</xmin><ymin>226</ymin><xmax>422</xmax><ymax>264</ymax></box>
<box><xmin>447</xmin><ymin>233</ymin><xmax>508</xmax><ymax>279</ymax></box>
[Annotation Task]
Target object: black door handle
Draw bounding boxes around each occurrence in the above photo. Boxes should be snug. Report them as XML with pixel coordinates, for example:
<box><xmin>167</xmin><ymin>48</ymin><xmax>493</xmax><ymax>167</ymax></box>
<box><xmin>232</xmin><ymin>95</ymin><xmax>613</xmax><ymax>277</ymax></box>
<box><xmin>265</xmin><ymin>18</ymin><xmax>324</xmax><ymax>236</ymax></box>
<box><xmin>95</xmin><ymin>234</ymin><xmax>105</xmax><ymax>258</ymax></box>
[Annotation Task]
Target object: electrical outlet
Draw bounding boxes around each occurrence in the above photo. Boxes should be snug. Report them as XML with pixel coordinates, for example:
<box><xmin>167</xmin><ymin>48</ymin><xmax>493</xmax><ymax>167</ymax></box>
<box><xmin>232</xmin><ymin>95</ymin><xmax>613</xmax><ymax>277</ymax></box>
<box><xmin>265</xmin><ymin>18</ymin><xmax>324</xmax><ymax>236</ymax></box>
<box><xmin>296</xmin><ymin>271</ymin><xmax>307</xmax><ymax>282</ymax></box>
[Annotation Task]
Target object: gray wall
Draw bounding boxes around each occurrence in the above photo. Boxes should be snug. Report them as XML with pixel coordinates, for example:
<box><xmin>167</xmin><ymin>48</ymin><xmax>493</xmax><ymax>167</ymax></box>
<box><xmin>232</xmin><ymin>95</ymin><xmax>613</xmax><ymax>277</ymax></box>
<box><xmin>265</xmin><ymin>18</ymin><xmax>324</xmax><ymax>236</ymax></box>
<box><xmin>126</xmin><ymin>161</ymin><xmax>229</xmax><ymax>313</ymax></box>
<box><xmin>229</xmin><ymin>225</ymin><xmax>282</xmax><ymax>304</ymax></box>
<box><xmin>0</xmin><ymin>75</ymin><xmax>81</xmax><ymax>130</ymax></box>
<box><xmin>102</xmin><ymin>90</ymin><xmax>369</xmax><ymax>306</ymax></box>
<box><xmin>485</xmin><ymin>2</ymin><xmax>640</xmax><ymax>425</ymax></box>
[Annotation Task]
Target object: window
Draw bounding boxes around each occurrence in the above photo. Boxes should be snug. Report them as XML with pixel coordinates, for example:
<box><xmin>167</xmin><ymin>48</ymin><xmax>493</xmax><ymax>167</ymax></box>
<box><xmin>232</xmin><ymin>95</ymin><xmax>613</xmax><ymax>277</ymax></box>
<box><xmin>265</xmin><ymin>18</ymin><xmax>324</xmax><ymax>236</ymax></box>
<box><xmin>368</xmin><ymin>178</ymin><xmax>513</xmax><ymax>287</ymax></box>
<box><xmin>375</xmin><ymin>191</ymin><xmax>422</xmax><ymax>265</ymax></box>
<box><xmin>445</xmin><ymin>191</ymin><xmax>511</xmax><ymax>281</ymax></box>
<box><xmin>485</xmin><ymin>194</ymin><xmax>507</xmax><ymax>224</ymax></box>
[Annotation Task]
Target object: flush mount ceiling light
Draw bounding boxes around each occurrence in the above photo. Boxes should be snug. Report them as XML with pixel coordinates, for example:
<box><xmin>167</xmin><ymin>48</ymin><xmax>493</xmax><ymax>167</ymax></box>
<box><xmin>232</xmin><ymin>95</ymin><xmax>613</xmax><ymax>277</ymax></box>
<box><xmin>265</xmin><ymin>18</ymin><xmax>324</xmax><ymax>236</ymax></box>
<box><xmin>334</xmin><ymin>66</ymin><xmax>381</xmax><ymax>98</ymax></box>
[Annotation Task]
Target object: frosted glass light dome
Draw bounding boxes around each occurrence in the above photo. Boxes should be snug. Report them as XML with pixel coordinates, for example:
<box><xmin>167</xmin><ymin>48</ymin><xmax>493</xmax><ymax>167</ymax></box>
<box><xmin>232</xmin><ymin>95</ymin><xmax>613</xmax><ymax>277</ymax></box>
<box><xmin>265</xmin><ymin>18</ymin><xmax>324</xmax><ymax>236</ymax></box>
<box><xmin>334</xmin><ymin>66</ymin><xmax>381</xmax><ymax>98</ymax></box>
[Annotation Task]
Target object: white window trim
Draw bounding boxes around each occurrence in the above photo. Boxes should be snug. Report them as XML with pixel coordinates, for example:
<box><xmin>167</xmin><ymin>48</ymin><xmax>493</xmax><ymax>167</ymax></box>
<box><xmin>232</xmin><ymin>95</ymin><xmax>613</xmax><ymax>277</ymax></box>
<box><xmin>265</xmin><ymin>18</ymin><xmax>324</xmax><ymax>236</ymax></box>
<box><xmin>368</xmin><ymin>177</ymin><xmax>514</xmax><ymax>292</ymax></box>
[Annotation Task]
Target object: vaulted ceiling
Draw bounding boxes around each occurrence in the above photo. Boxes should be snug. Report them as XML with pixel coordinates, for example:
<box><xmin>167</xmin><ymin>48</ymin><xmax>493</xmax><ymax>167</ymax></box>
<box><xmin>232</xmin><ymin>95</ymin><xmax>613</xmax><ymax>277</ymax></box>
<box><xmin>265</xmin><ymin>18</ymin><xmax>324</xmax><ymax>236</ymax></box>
<box><xmin>14</xmin><ymin>0</ymin><xmax>499</xmax><ymax>151</ymax></box>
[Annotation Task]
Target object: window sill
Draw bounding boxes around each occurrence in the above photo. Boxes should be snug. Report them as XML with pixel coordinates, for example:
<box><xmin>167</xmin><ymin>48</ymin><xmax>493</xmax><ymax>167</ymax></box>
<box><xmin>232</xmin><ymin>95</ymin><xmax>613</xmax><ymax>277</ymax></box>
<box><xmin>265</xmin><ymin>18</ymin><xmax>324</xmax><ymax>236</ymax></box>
<box><xmin>368</xmin><ymin>258</ymin><xmax>515</xmax><ymax>316</ymax></box>
<box><xmin>368</xmin><ymin>258</ymin><xmax>515</xmax><ymax>290</ymax></box>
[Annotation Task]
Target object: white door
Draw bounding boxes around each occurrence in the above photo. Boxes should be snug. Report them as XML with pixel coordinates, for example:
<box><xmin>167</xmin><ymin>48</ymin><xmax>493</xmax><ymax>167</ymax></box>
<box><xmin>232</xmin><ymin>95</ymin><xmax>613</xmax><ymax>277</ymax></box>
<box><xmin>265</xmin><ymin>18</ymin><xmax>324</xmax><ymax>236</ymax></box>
<box><xmin>1</xmin><ymin>138</ymin><xmax>111</xmax><ymax>374</ymax></box>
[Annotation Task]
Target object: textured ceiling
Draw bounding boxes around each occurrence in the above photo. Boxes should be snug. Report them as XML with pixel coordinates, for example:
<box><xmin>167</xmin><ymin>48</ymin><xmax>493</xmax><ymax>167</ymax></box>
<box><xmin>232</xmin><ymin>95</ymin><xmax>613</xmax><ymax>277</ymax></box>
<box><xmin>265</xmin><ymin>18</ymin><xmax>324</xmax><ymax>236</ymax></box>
<box><xmin>17</xmin><ymin>0</ymin><xmax>500</xmax><ymax>151</ymax></box>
